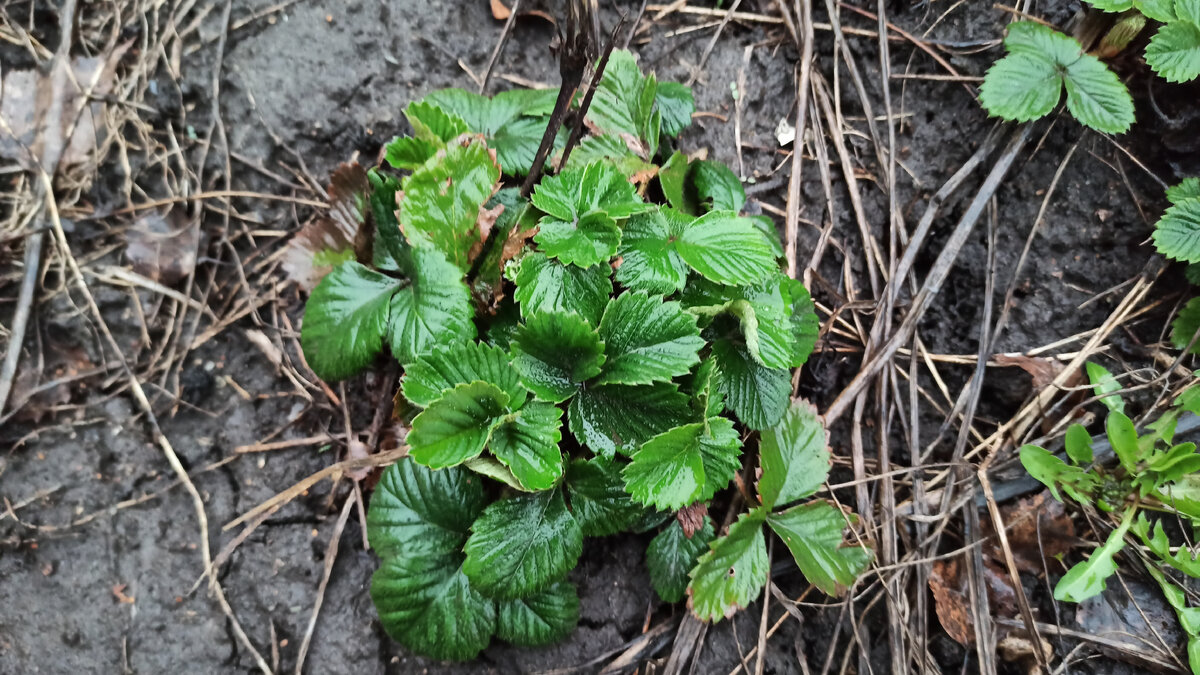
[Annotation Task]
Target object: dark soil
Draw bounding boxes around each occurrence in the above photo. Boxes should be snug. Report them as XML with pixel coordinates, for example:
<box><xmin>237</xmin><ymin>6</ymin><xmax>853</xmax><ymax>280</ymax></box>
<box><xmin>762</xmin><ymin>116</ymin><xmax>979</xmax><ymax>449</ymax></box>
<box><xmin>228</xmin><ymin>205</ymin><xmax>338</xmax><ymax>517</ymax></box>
<box><xmin>0</xmin><ymin>0</ymin><xmax>1186</xmax><ymax>673</ymax></box>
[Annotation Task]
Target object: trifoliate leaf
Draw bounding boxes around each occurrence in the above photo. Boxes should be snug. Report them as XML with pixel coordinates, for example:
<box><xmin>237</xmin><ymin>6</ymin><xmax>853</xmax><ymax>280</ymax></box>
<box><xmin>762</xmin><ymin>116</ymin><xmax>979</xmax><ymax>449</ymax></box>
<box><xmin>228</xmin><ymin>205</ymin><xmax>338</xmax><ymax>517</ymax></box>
<box><xmin>490</xmin><ymin>401</ymin><xmax>565</xmax><ymax>491</ymax></box>
<box><xmin>388</xmin><ymin>247</ymin><xmax>476</xmax><ymax>365</ymax></box>
<box><xmin>424</xmin><ymin>88</ymin><xmax>560</xmax><ymax>176</ymax></box>
<box><xmin>371</xmin><ymin>555</ymin><xmax>495</xmax><ymax>661</ymax></box>
<box><xmin>785</xmin><ymin>279</ymin><xmax>820</xmax><ymax>367</ymax></box>
<box><xmin>758</xmin><ymin>399</ymin><xmax>830</xmax><ymax>510</ymax></box>
<box><xmin>496</xmin><ymin>581</ymin><xmax>580</xmax><ymax>646</ymax></box>
<box><xmin>766</xmin><ymin>501</ymin><xmax>872</xmax><ymax>596</ymax></box>
<box><xmin>408</xmin><ymin>382</ymin><xmax>510</xmax><ymax>469</ymax></box>
<box><xmin>367</xmin><ymin>460</ymin><xmax>486</xmax><ymax>558</ymax></box>
<box><xmin>658</xmin><ymin>151</ymin><xmax>690</xmax><ymax>212</ymax></box>
<box><xmin>1172</xmin><ymin>297</ymin><xmax>1200</xmax><ymax>353</ymax></box>
<box><xmin>1063</xmin><ymin>55</ymin><xmax>1136</xmax><ymax>134</ymax></box>
<box><xmin>1135</xmin><ymin>0</ymin><xmax>1178</xmax><ymax>22</ymax></box>
<box><xmin>676</xmin><ymin>211</ymin><xmax>777</xmax><ymax>286</ymax></box>
<box><xmin>1147</xmin><ymin>22</ymin><xmax>1200</xmax><ymax>84</ymax></box>
<box><xmin>463</xmin><ymin>489</ymin><xmax>584</xmax><ymax>600</ymax></box>
<box><xmin>400</xmin><ymin>136</ymin><xmax>501</xmax><ymax>270</ymax></box>
<box><xmin>655</xmin><ymin>81</ymin><xmax>696</xmax><ymax>137</ymax></box>
<box><xmin>565</xmin><ymin>457</ymin><xmax>646</xmax><ymax>536</ymax></box>
<box><xmin>687</xmin><ymin>510</ymin><xmax>769</xmax><ymax>621</ymax></box>
<box><xmin>596</xmin><ymin>292</ymin><xmax>704</xmax><ymax>386</ymax></box>
<box><xmin>1153</xmin><ymin>198</ymin><xmax>1200</xmax><ymax>262</ymax></box>
<box><xmin>1169</xmin><ymin>178</ymin><xmax>1200</xmax><ymax>205</ymax></box>
<box><xmin>1054</xmin><ymin>510</ymin><xmax>1132</xmax><ymax>602</ymax></box>
<box><xmin>713</xmin><ymin>339</ymin><xmax>790</xmax><ymax>430</ymax></box>
<box><xmin>568</xmin><ymin>382</ymin><xmax>693</xmax><ymax>459</ymax></box>
<box><xmin>535</xmin><ymin>209</ymin><xmax>622</xmax><ymax>268</ymax></box>
<box><xmin>301</xmin><ymin>261</ymin><xmax>398</xmax><ymax>381</ymax></box>
<box><xmin>615</xmin><ymin>208</ymin><xmax>691</xmax><ymax>294</ymax></box>
<box><xmin>647</xmin><ymin>517</ymin><xmax>715</xmax><ymax>603</ymax></box>
<box><xmin>512</xmin><ymin>311</ymin><xmax>606</xmax><ymax>402</ymax></box>
<box><xmin>510</xmin><ymin>251</ymin><xmax>613</xmax><ymax>326</ymax></box>
<box><xmin>402</xmin><ymin>341</ymin><xmax>527</xmax><ymax>409</ymax></box>
<box><xmin>979</xmin><ymin>53</ymin><xmax>1063</xmax><ymax>123</ymax></box>
<box><xmin>623</xmin><ymin>417</ymin><xmax>742</xmax><ymax>510</ymax></box>
<box><xmin>531</xmin><ymin>160</ymin><xmax>651</xmax><ymax>223</ymax></box>
<box><xmin>1086</xmin><ymin>361</ymin><xmax>1126</xmax><ymax>413</ymax></box>
<box><xmin>688</xmin><ymin>160</ymin><xmax>746</xmax><ymax>214</ymax></box>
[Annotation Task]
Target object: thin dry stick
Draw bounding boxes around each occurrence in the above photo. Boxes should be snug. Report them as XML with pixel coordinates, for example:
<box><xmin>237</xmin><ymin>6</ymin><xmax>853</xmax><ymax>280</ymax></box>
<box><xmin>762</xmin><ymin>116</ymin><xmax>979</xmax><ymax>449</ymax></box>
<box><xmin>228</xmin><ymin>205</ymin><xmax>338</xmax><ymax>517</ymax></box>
<box><xmin>294</xmin><ymin>495</ymin><xmax>355</xmax><ymax>675</ymax></box>
<box><xmin>685</xmin><ymin>0</ymin><xmax>743</xmax><ymax>87</ymax></box>
<box><xmin>479</xmin><ymin>0</ymin><xmax>522</xmax><ymax>95</ymax></box>
<box><xmin>783</xmin><ymin>0</ymin><xmax>815</xmax><ymax>280</ymax></box>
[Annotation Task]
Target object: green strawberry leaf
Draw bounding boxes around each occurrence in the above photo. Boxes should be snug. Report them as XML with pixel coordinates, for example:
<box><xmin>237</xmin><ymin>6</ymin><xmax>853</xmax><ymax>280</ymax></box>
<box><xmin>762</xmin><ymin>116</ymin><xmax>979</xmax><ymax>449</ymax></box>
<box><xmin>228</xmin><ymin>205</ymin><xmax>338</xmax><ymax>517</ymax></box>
<box><xmin>1054</xmin><ymin>508</ymin><xmax>1133</xmax><ymax>602</ymax></box>
<box><xmin>713</xmin><ymin>339</ymin><xmax>791</xmax><ymax>430</ymax></box>
<box><xmin>658</xmin><ymin>151</ymin><xmax>691</xmax><ymax>212</ymax></box>
<box><xmin>979</xmin><ymin>53</ymin><xmax>1063</xmax><ymax>123</ymax></box>
<box><xmin>1086</xmin><ymin>0</ymin><xmax>1134</xmax><ymax>12</ymax></box>
<box><xmin>408</xmin><ymin>382</ymin><xmax>511</xmax><ymax>469</ymax></box>
<box><xmin>676</xmin><ymin>211</ymin><xmax>777</xmax><ymax>286</ymax></box>
<box><xmin>301</xmin><ymin>261</ymin><xmax>398</xmax><ymax>382</ymax></box>
<box><xmin>388</xmin><ymin>247</ymin><xmax>476</xmax><ymax>365</ymax></box>
<box><xmin>371</xmin><ymin>554</ymin><xmax>496</xmax><ymax>661</ymax></box>
<box><xmin>401</xmin><ymin>341</ymin><xmax>527</xmax><ymax>409</ymax></box>
<box><xmin>687</xmin><ymin>160</ymin><xmax>746</xmax><ymax>214</ymax></box>
<box><xmin>565</xmin><ymin>457</ymin><xmax>646</xmax><ymax>536</ymax></box>
<box><xmin>465</xmin><ymin>455</ymin><xmax>532</xmax><ymax>492</ymax></box>
<box><xmin>424</xmin><ymin>88</ymin><xmax>560</xmax><ymax>176</ymax></box>
<box><xmin>615</xmin><ymin>208</ymin><xmax>691</xmax><ymax>295</ymax></box>
<box><xmin>1135</xmin><ymin>0</ymin><xmax>1178</xmax><ymax>22</ymax></box>
<box><xmin>384</xmin><ymin>137</ymin><xmax>441</xmax><ymax>172</ymax></box>
<box><xmin>384</xmin><ymin>101</ymin><xmax>470</xmax><ymax>171</ymax></box>
<box><xmin>766</xmin><ymin>501</ymin><xmax>872</xmax><ymax>596</ymax></box>
<box><xmin>369</xmin><ymin>170</ymin><xmax>409</xmax><ymax>273</ymax></box>
<box><xmin>1153</xmin><ymin>198</ymin><xmax>1200</xmax><ymax>262</ymax></box>
<box><xmin>1172</xmin><ymin>297</ymin><xmax>1200</xmax><ymax>353</ymax></box>
<box><xmin>535</xmin><ymin>210</ymin><xmax>622</xmax><ymax>268</ymax></box>
<box><xmin>623</xmin><ymin>417</ymin><xmax>742</xmax><ymax>510</ymax></box>
<box><xmin>510</xmin><ymin>251</ymin><xmax>613</xmax><ymax>326</ymax></box>
<box><xmin>758</xmin><ymin>399</ymin><xmax>830</xmax><ymax>510</ymax></box>
<box><xmin>531</xmin><ymin>160</ymin><xmax>651</xmax><ymax>223</ymax></box>
<box><xmin>687</xmin><ymin>510</ymin><xmax>769</xmax><ymax>621</ymax></box>
<box><xmin>496</xmin><ymin>581</ymin><xmax>581</xmax><ymax>647</ymax></box>
<box><xmin>748</xmin><ymin>214</ymin><xmax>786</xmax><ymax>260</ymax></box>
<box><xmin>512</xmin><ymin>311</ymin><xmax>606</xmax><ymax>402</ymax></box>
<box><xmin>1063</xmin><ymin>54</ymin><xmax>1135</xmax><ymax>134</ymax></box>
<box><xmin>399</xmin><ymin>136</ymin><xmax>501</xmax><ymax>270</ymax></box>
<box><xmin>647</xmin><ymin>517</ymin><xmax>715</xmax><ymax>603</ymax></box>
<box><xmin>562</xmin><ymin>134</ymin><xmax>657</xmax><ymax>179</ymax></box>
<box><xmin>367</xmin><ymin>460</ymin><xmax>486</xmax><ymax>558</ymax></box>
<box><xmin>655</xmin><ymin>81</ymin><xmax>696</xmax><ymax>137</ymax></box>
<box><xmin>1004</xmin><ymin>21</ymin><xmax>1088</xmax><ymax>62</ymax></box>
<box><xmin>463</xmin><ymin>489</ymin><xmax>584</xmax><ymax>600</ymax></box>
<box><xmin>490</xmin><ymin>401</ymin><xmax>565</xmax><ymax>491</ymax></box>
<box><xmin>692</xmin><ymin>357</ymin><xmax>726</xmax><ymax>419</ymax></box>
<box><xmin>587</xmin><ymin>50</ymin><xmax>660</xmax><ymax>153</ymax></box>
<box><xmin>568</xmin><ymin>382</ymin><xmax>693</xmax><ymax>459</ymax></box>
<box><xmin>785</xmin><ymin>278</ymin><xmax>820</xmax><ymax>367</ymax></box>
<box><xmin>1170</xmin><ymin>178</ymin><xmax>1200</xmax><ymax>205</ymax></box>
<box><xmin>1146</xmin><ymin>22</ymin><xmax>1200</xmax><ymax>84</ymax></box>
<box><xmin>595</xmin><ymin>291</ymin><xmax>704</xmax><ymax>386</ymax></box>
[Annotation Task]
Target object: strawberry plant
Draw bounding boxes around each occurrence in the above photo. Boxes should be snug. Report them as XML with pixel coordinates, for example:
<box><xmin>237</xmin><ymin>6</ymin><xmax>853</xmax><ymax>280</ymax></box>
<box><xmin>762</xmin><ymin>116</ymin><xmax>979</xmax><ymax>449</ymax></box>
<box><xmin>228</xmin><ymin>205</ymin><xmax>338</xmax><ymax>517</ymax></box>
<box><xmin>295</xmin><ymin>50</ymin><xmax>871</xmax><ymax>660</ymax></box>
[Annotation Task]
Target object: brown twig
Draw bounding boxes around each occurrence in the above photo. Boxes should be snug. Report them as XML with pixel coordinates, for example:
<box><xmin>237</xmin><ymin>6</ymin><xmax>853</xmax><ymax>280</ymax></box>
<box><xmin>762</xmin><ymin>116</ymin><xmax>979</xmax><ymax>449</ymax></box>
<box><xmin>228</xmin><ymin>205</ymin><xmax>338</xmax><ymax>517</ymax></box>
<box><xmin>479</xmin><ymin>0</ymin><xmax>522</xmax><ymax>95</ymax></box>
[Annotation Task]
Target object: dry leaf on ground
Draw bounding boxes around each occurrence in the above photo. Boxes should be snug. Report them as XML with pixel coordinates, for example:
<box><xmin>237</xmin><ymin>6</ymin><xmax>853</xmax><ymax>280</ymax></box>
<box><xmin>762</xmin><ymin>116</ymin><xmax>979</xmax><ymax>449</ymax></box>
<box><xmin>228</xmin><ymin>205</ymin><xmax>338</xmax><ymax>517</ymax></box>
<box><xmin>124</xmin><ymin>209</ymin><xmax>200</xmax><ymax>285</ymax></box>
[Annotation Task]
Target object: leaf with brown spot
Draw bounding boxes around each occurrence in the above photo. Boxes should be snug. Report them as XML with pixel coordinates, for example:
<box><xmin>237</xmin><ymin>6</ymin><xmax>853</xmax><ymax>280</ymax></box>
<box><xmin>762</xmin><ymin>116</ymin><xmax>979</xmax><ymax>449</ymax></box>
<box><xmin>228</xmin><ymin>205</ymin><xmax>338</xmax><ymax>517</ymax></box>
<box><xmin>281</xmin><ymin>162</ymin><xmax>370</xmax><ymax>290</ymax></box>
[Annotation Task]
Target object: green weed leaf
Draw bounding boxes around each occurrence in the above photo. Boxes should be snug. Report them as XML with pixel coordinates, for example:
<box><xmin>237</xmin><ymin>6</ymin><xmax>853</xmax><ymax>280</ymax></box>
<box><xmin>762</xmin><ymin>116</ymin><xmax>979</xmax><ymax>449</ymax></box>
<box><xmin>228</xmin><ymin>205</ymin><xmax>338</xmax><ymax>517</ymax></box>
<box><xmin>647</xmin><ymin>517</ymin><xmax>715</xmax><ymax>603</ymax></box>
<box><xmin>510</xmin><ymin>251</ymin><xmax>613</xmax><ymax>326</ymax></box>
<box><xmin>490</xmin><ymin>402</ymin><xmax>565</xmax><ymax>491</ymax></box>
<box><xmin>1086</xmin><ymin>361</ymin><xmax>1126</xmax><ymax>413</ymax></box>
<box><xmin>388</xmin><ymin>247</ymin><xmax>476</xmax><ymax>365</ymax></box>
<box><xmin>301</xmin><ymin>262</ymin><xmax>397</xmax><ymax>381</ymax></box>
<box><xmin>615</xmin><ymin>208</ymin><xmax>691</xmax><ymax>295</ymax></box>
<box><xmin>623</xmin><ymin>418</ymin><xmax>742</xmax><ymax>510</ymax></box>
<box><xmin>496</xmin><ymin>581</ymin><xmax>580</xmax><ymax>647</ymax></box>
<box><xmin>676</xmin><ymin>211</ymin><xmax>777</xmax><ymax>286</ymax></box>
<box><xmin>687</xmin><ymin>510</ymin><xmax>769</xmax><ymax>621</ymax></box>
<box><xmin>1054</xmin><ymin>508</ymin><xmax>1133</xmax><ymax>602</ymax></box>
<box><xmin>1172</xmin><ymin>297</ymin><xmax>1200</xmax><ymax>352</ymax></box>
<box><xmin>596</xmin><ymin>292</ymin><xmax>704</xmax><ymax>386</ymax></box>
<box><xmin>758</xmin><ymin>399</ymin><xmax>830</xmax><ymax>510</ymax></box>
<box><xmin>713</xmin><ymin>339</ymin><xmax>790</xmax><ymax>430</ymax></box>
<box><xmin>371</xmin><ymin>555</ymin><xmax>496</xmax><ymax>661</ymax></box>
<box><xmin>568</xmin><ymin>382</ymin><xmax>693</xmax><ymax>459</ymax></box>
<box><xmin>408</xmin><ymin>382</ymin><xmax>510</xmax><ymax>469</ymax></box>
<box><xmin>1107</xmin><ymin>410</ymin><xmax>1141</xmax><ymax>473</ymax></box>
<box><xmin>1153</xmin><ymin>198</ymin><xmax>1200</xmax><ymax>262</ymax></box>
<box><xmin>1065</xmin><ymin>423</ymin><xmax>1095</xmax><ymax>465</ymax></box>
<box><xmin>402</xmin><ymin>341</ymin><xmax>527</xmax><ymax>409</ymax></box>
<box><xmin>512</xmin><ymin>311</ymin><xmax>606</xmax><ymax>402</ymax></box>
<box><xmin>1146</xmin><ymin>22</ymin><xmax>1200</xmax><ymax>84</ymax></box>
<box><xmin>1134</xmin><ymin>514</ymin><xmax>1200</xmax><ymax>576</ymax></box>
<box><xmin>463</xmin><ymin>489</ymin><xmax>584</xmax><ymax>600</ymax></box>
<box><xmin>767</xmin><ymin>501</ymin><xmax>872</xmax><ymax>596</ymax></box>
<box><xmin>565</xmin><ymin>457</ymin><xmax>646</xmax><ymax>536</ymax></box>
<box><xmin>1019</xmin><ymin>444</ymin><xmax>1097</xmax><ymax>503</ymax></box>
<box><xmin>367</xmin><ymin>460</ymin><xmax>486</xmax><ymax>558</ymax></box>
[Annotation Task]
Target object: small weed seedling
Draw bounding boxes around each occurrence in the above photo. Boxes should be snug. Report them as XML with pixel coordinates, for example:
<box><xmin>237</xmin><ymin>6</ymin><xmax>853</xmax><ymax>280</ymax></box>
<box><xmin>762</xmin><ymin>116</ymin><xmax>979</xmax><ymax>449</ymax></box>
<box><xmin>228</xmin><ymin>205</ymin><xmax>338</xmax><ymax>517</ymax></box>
<box><xmin>1020</xmin><ymin>378</ymin><xmax>1200</xmax><ymax>670</ymax></box>
<box><xmin>295</xmin><ymin>51</ymin><xmax>872</xmax><ymax>660</ymax></box>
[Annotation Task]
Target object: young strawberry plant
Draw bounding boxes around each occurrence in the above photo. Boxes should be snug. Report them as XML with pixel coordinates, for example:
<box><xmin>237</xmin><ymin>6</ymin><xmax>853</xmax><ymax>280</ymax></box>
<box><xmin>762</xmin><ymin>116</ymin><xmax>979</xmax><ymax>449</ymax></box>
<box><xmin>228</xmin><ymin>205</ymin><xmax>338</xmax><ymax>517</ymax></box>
<box><xmin>295</xmin><ymin>50</ymin><xmax>872</xmax><ymax>660</ymax></box>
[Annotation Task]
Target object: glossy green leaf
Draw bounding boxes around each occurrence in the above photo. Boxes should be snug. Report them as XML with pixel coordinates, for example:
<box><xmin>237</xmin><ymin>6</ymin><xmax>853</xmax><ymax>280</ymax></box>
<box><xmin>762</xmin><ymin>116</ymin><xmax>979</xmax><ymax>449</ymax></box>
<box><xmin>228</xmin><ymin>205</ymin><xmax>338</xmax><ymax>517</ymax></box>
<box><xmin>424</xmin><ymin>87</ymin><xmax>560</xmax><ymax>175</ymax></box>
<box><xmin>1153</xmin><ymin>198</ymin><xmax>1200</xmax><ymax>263</ymax></box>
<box><xmin>490</xmin><ymin>401</ymin><xmax>565</xmax><ymax>491</ymax></box>
<box><xmin>758</xmin><ymin>399</ymin><xmax>830</xmax><ymax>510</ymax></box>
<box><xmin>692</xmin><ymin>357</ymin><xmax>726</xmax><ymax>419</ymax></box>
<box><xmin>301</xmin><ymin>262</ymin><xmax>398</xmax><ymax>381</ymax></box>
<box><xmin>687</xmin><ymin>510</ymin><xmax>769</xmax><ymax>621</ymax></box>
<box><xmin>531</xmin><ymin>160</ymin><xmax>651</xmax><ymax>223</ymax></box>
<box><xmin>1135</xmin><ymin>0</ymin><xmax>1178</xmax><ymax>21</ymax></box>
<box><xmin>623</xmin><ymin>418</ymin><xmax>742</xmax><ymax>510</ymax></box>
<box><xmin>384</xmin><ymin>136</ymin><xmax>442</xmax><ymax>172</ymax></box>
<box><xmin>1063</xmin><ymin>54</ymin><xmax>1135</xmax><ymax>134</ymax></box>
<box><xmin>369</xmin><ymin>169</ymin><xmax>408</xmax><ymax>273</ymax></box>
<box><xmin>1004</xmin><ymin>21</ymin><xmax>1089</xmax><ymax>63</ymax></box>
<box><xmin>401</xmin><ymin>341</ymin><xmax>527</xmax><ymax>409</ymax></box>
<box><xmin>510</xmin><ymin>251</ymin><xmax>613</xmax><ymax>326</ymax></box>
<box><xmin>767</xmin><ymin>501</ymin><xmax>872</xmax><ymax>596</ymax></box>
<box><xmin>587</xmin><ymin>49</ymin><xmax>659</xmax><ymax>152</ymax></box>
<box><xmin>565</xmin><ymin>457</ymin><xmax>646</xmax><ymax>536</ymax></box>
<box><xmin>568</xmin><ymin>382</ymin><xmax>693</xmax><ymax>459</ymax></box>
<box><xmin>408</xmin><ymin>382</ymin><xmax>510</xmax><ymax>469</ymax></box>
<box><xmin>1107</xmin><ymin>410</ymin><xmax>1141</xmax><ymax>473</ymax></box>
<box><xmin>748</xmin><ymin>214</ymin><xmax>786</xmax><ymax>260</ymax></box>
<box><xmin>1172</xmin><ymin>297</ymin><xmax>1200</xmax><ymax>353</ymax></box>
<box><xmin>1086</xmin><ymin>361</ymin><xmax>1126</xmax><ymax>413</ymax></box>
<box><xmin>496</xmin><ymin>581</ymin><xmax>580</xmax><ymax>647</ymax></box>
<box><xmin>713</xmin><ymin>339</ymin><xmax>790</xmax><ymax>430</ymax></box>
<box><xmin>676</xmin><ymin>211</ymin><xmax>777</xmax><ymax>286</ymax></box>
<box><xmin>1054</xmin><ymin>508</ymin><xmax>1133</xmax><ymax>602</ymax></box>
<box><xmin>512</xmin><ymin>311</ymin><xmax>606</xmax><ymax>402</ymax></box>
<box><xmin>688</xmin><ymin>160</ymin><xmax>746</xmax><ymax>213</ymax></box>
<box><xmin>1065</xmin><ymin>423</ymin><xmax>1095</xmax><ymax>465</ymax></box>
<box><xmin>615</xmin><ymin>208</ymin><xmax>690</xmax><ymax>295</ymax></box>
<box><xmin>655</xmin><ymin>81</ymin><xmax>695</xmax><ymax>137</ymax></box>
<box><xmin>1134</xmin><ymin>513</ymin><xmax>1200</xmax><ymax>577</ymax></box>
<box><xmin>535</xmin><ymin>209</ymin><xmax>622</xmax><ymax>268</ymax></box>
<box><xmin>383</xmin><ymin>101</ymin><xmax>470</xmax><ymax>170</ymax></box>
<box><xmin>1146</xmin><ymin>22</ymin><xmax>1200</xmax><ymax>84</ymax></box>
<box><xmin>463</xmin><ymin>489</ymin><xmax>584</xmax><ymax>600</ymax></box>
<box><xmin>979</xmin><ymin>53</ymin><xmax>1062</xmax><ymax>123</ymax></box>
<box><xmin>647</xmin><ymin>517</ymin><xmax>715</xmax><ymax>603</ymax></box>
<box><xmin>1086</xmin><ymin>0</ymin><xmax>1134</xmax><ymax>12</ymax></box>
<box><xmin>371</xmin><ymin>555</ymin><xmax>495</xmax><ymax>661</ymax></box>
<box><xmin>595</xmin><ymin>292</ymin><xmax>704</xmax><ymax>386</ymax></box>
<box><xmin>387</xmin><ymin>247</ymin><xmax>476</xmax><ymax>365</ymax></box>
<box><xmin>465</xmin><ymin>455</ymin><xmax>532</xmax><ymax>492</ymax></box>
<box><xmin>367</xmin><ymin>460</ymin><xmax>486</xmax><ymax>558</ymax></box>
